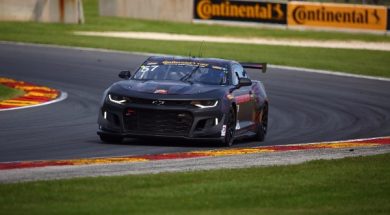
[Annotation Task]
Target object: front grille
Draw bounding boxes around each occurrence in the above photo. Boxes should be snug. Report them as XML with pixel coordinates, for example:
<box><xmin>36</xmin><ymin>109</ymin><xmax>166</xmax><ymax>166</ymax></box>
<box><xmin>124</xmin><ymin>109</ymin><xmax>193</xmax><ymax>136</ymax></box>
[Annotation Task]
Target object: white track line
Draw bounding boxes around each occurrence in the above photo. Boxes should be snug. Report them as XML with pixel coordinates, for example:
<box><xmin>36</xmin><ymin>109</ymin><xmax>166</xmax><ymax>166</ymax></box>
<box><xmin>73</xmin><ymin>31</ymin><xmax>390</xmax><ymax>52</ymax></box>
<box><xmin>287</xmin><ymin>136</ymin><xmax>390</xmax><ymax>147</ymax></box>
<box><xmin>269</xmin><ymin>65</ymin><xmax>390</xmax><ymax>82</ymax></box>
<box><xmin>1</xmin><ymin>41</ymin><xmax>389</xmax><ymax>82</ymax></box>
<box><xmin>0</xmin><ymin>91</ymin><xmax>68</xmax><ymax>112</ymax></box>
<box><xmin>1</xmin><ymin>138</ymin><xmax>389</xmax><ymax>183</ymax></box>
<box><xmin>0</xmin><ymin>41</ymin><xmax>156</xmax><ymax>57</ymax></box>
<box><xmin>2</xmin><ymin>135</ymin><xmax>389</xmax><ymax>163</ymax></box>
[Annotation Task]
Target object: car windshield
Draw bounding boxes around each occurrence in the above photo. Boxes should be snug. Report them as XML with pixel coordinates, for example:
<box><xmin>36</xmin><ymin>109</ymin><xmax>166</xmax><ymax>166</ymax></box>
<box><xmin>132</xmin><ymin>61</ymin><xmax>228</xmax><ymax>85</ymax></box>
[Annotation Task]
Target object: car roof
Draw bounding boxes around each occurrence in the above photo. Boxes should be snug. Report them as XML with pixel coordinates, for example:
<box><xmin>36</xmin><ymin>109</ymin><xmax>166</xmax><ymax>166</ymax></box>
<box><xmin>146</xmin><ymin>56</ymin><xmax>238</xmax><ymax>68</ymax></box>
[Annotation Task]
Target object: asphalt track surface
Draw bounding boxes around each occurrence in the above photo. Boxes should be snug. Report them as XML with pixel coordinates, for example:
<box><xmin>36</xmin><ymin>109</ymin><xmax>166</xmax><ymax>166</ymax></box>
<box><xmin>0</xmin><ymin>43</ymin><xmax>389</xmax><ymax>162</ymax></box>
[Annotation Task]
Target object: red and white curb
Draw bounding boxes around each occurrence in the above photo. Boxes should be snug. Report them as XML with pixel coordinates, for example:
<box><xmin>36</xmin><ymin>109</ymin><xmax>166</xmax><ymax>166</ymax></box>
<box><xmin>0</xmin><ymin>77</ymin><xmax>67</xmax><ymax>111</ymax></box>
<box><xmin>1</xmin><ymin>136</ymin><xmax>389</xmax><ymax>171</ymax></box>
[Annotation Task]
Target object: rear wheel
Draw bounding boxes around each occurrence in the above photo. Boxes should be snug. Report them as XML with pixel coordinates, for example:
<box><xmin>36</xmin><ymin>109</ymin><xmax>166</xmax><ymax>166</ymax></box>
<box><xmin>221</xmin><ymin>108</ymin><xmax>236</xmax><ymax>147</ymax></box>
<box><xmin>99</xmin><ymin>134</ymin><xmax>123</xmax><ymax>143</ymax></box>
<box><xmin>255</xmin><ymin>106</ymin><xmax>268</xmax><ymax>142</ymax></box>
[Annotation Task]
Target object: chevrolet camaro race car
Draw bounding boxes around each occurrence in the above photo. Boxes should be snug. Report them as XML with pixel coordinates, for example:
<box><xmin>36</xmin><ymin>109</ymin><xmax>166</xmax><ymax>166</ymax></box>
<box><xmin>97</xmin><ymin>56</ymin><xmax>268</xmax><ymax>146</ymax></box>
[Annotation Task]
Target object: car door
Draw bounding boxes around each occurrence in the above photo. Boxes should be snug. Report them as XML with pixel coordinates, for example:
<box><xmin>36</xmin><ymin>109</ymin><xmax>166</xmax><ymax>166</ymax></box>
<box><xmin>231</xmin><ymin>63</ymin><xmax>255</xmax><ymax>130</ymax></box>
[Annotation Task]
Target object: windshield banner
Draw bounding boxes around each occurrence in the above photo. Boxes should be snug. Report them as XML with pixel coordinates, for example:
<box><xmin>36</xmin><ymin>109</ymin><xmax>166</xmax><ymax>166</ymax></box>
<box><xmin>287</xmin><ymin>1</ymin><xmax>387</xmax><ymax>31</ymax></box>
<box><xmin>193</xmin><ymin>0</ymin><xmax>287</xmax><ymax>25</ymax></box>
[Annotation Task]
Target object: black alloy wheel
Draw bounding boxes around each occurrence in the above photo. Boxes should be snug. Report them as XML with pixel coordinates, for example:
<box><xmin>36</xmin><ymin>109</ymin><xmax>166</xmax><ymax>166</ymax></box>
<box><xmin>221</xmin><ymin>108</ymin><xmax>236</xmax><ymax>147</ymax></box>
<box><xmin>255</xmin><ymin>106</ymin><xmax>268</xmax><ymax>141</ymax></box>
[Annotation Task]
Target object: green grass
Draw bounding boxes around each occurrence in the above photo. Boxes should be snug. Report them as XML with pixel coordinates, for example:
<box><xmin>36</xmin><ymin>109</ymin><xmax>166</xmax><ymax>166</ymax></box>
<box><xmin>0</xmin><ymin>0</ymin><xmax>389</xmax><ymax>77</ymax></box>
<box><xmin>78</xmin><ymin>0</ymin><xmax>390</xmax><ymax>42</ymax></box>
<box><xmin>0</xmin><ymin>84</ymin><xmax>24</xmax><ymax>101</ymax></box>
<box><xmin>0</xmin><ymin>153</ymin><xmax>389</xmax><ymax>215</ymax></box>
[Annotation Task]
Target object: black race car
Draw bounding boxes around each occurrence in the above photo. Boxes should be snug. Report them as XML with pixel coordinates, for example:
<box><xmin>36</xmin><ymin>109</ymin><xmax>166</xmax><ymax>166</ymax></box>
<box><xmin>97</xmin><ymin>56</ymin><xmax>268</xmax><ymax>146</ymax></box>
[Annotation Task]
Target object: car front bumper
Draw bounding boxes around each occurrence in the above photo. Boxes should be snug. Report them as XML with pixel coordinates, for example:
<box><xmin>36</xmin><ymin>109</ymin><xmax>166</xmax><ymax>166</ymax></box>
<box><xmin>97</xmin><ymin>101</ymin><xmax>228</xmax><ymax>140</ymax></box>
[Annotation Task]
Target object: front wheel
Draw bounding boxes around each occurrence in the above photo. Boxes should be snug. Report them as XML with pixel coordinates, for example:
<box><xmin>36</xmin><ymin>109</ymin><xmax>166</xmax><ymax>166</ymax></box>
<box><xmin>99</xmin><ymin>134</ymin><xmax>123</xmax><ymax>144</ymax></box>
<box><xmin>221</xmin><ymin>108</ymin><xmax>236</xmax><ymax>147</ymax></box>
<box><xmin>254</xmin><ymin>106</ymin><xmax>268</xmax><ymax>142</ymax></box>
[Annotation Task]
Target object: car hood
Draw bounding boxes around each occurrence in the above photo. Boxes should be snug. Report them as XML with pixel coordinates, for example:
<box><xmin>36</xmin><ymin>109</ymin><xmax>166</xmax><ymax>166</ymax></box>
<box><xmin>111</xmin><ymin>80</ymin><xmax>223</xmax><ymax>95</ymax></box>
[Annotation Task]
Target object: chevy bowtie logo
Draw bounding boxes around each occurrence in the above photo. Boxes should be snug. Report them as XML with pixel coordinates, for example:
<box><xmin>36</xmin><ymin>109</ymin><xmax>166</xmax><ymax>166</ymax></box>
<box><xmin>152</xmin><ymin>100</ymin><xmax>165</xmax><ymax>105</ymax></box>
<box><xmin>154</xmin><ymin>89</ymin><xmax>168</xmax><ymax>94</ymax></box>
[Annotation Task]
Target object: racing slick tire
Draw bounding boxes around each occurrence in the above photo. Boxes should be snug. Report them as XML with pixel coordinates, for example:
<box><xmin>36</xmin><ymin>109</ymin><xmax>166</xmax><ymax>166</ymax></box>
<box><xmin>254</xmin><ymin>106</ymin><xmax>268</xmax><ymax>142</ymax></box>
<box><xmin>99</xmin><ymin>134</ymin><xmax>123</xmax><ymax>144</ymax></box>
<box><xmin>221</xmin><ymin>107</ymin><xmax>236</xmax><ymax>147</ymax></box>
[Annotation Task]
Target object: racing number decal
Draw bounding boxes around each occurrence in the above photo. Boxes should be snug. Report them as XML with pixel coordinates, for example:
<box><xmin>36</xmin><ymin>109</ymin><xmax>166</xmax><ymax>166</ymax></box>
<box><xmin>139</xmin><ymin>65</ymin><xmax>159</xmax><ymax>78</ymax></box>
<box><xmin>221</xmin><ymin>125</ymin><xmax>227</xmax><ymax>136</ymax></box>
<box><xmin>140</xmin><ymin>65</ymin><xmax>159</xmax><ymax>73</ymax></box>
<box><xmin>236</xmin><ymin>105</ymin><xmax>240</xmax><ymax>130</ymax></box>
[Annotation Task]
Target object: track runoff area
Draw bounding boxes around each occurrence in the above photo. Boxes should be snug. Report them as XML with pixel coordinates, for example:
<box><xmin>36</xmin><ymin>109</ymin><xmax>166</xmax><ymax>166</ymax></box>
<box><xmin>0</xmin><ymin>42</ymin><xmax>389</xmax><ymax>182</ymax></box>
<box><xmin>1</xmin><ymin>136</ymin><xmax>389</xmax><ymax>170</ymax></box>
<box><xmin>0</xmin><ymin>136</ymin><xmax>389</xmax><ymax>183</ymax></box>
<box><xmin>0</xmin><ymin>66</ymin><xmax>389</xmax><ymax>182</ymax></box>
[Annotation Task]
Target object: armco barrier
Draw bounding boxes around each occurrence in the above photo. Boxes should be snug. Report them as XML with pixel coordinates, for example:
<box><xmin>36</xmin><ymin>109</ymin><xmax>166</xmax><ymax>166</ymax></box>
<box><xmin>99</xmin><ymin>0</ymin><xmax>193</xmax><ymax>23</ymax></box>
<box><xmin>0</xmin><ymin>0</ymin><xmax>84</xmax><ymax>23</ymax></box>
<box><xmin>193</xmin><ymin>0</ymin><xmax>287</xmax><ymax>25</ymax></box>
<box><xmin>287</xmin><ymin>1</ymin><xmax>387</xmax><ymax>32</ymax></box>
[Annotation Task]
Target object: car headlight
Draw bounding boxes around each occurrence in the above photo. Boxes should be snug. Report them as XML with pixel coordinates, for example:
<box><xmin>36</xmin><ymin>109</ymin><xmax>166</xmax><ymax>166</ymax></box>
<box><xmin>107</xmin><ymin>94</ymin><xmax>130</xmax><ymax>104</ymax></box>
<box><xmin>191</xmin><ymin>100</ymin><xmax>218</xmax><ymax>108</ymax></box>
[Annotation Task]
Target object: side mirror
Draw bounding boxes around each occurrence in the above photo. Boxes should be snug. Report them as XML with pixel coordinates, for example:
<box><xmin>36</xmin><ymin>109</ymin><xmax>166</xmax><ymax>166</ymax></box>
<box><xmin>238</xmin><ymin>78</ymin><xmax>252</xmax><ymax>87</ymax></box>
<box><xmin>118</xmin><ymin>70</ymin><xmax>131</xmax><ymax>79</ymax></box>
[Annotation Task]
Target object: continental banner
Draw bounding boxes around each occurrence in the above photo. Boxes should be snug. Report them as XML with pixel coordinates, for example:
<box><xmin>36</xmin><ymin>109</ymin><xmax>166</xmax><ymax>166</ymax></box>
<box><xmin>288</xmin><ymin>2</ymin><xmax>387</xmax><ymax>31</ymax></box>
<box><xmin>193</xmin><ymin>0</ymin><xmax>287</xmax><ymax>25</ymax></box>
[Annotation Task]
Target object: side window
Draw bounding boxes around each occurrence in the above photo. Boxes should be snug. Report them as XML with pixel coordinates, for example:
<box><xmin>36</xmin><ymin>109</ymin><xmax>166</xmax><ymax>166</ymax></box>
<box><xmin>232</xmin><ymin>64</ymin><xmax>244</xmax><ymax>85</ymax></box>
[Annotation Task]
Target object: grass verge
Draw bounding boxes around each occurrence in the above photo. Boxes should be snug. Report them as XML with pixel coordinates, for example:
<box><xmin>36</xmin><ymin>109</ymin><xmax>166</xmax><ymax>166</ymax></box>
<box><xmin>0</xmin><ymin>0</ymin><xmax>389</xmax><ymax>77</ymax></box>
<box><xmin>76</xmin><ymin>0</ymin><xmax>390</xmax><ymax>42</ymax></box>
<box><xmin>0</xmin><ymin>153</ymin><xmax>389</xmax><ymax>215</ymax></box>
<box><xmin>0</xmin><ymin>84</ymin><xmax>24</xmax><ymax>101</ymax></box>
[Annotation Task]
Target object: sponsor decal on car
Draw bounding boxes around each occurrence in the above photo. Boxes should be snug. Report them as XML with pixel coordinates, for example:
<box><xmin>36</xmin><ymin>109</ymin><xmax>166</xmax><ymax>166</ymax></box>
<box><xmin>152</xmin><ymin>100</ymin><xmax>166</xmax><ymax>105</ymax></box>
<box><xmin>226</xmin><ymin>94</ymin><xmax>235</xmax><ymax>100</ymax></box>
<box><xmin>221</xmin><ymin>124</ymin><xmax>227</xmax><ymax>136</ymax></box>
<box><xmin>235</xmin><ymin>120</ymin><xmax>240</xmax><ymax>130</ymax></box>
<box><xmin>235</xmin><ymin>94</ymin><xmax>251</xmax><ymax>104</ymax></box>
<box><xmin>154</xmin><ymin>89</ymin><xmax>168</xmax><ymax>94</ymax></box>
<box><xmin>162</xmin><ymin>60</ymin><xmax>209</xmax><ymax>67</ymax></box>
